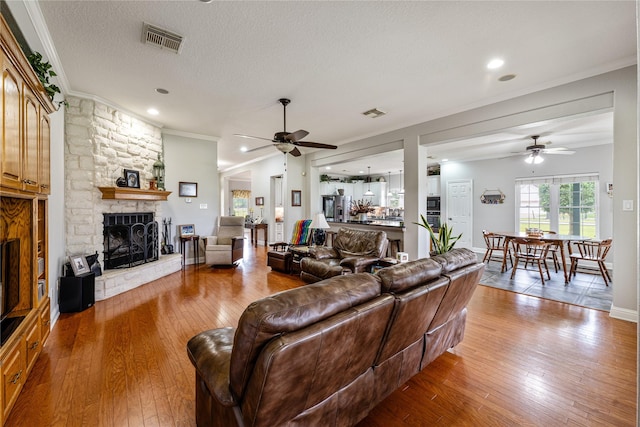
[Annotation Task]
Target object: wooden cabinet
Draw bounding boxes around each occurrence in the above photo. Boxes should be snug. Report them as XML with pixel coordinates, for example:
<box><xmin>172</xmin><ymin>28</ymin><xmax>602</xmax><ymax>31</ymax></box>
<box><xmin>24</xmin><ymin>317</ymin><xmax>40</xmax><ymax>376</ymax></box>
<box><xmin>0</xmin><ymin>14</ymin><xmax>54</xmax><ymax>422</ymax></box>
<box><xmin>36</xmin><ymin>199</ymin><xmax>48</xmax><ymax>304</ymax></box>
<box><xmin>22</xmin><ymin>87</ymin><xmax>40</xmax><ymax>193</ymax></box>
<box><xmin>1</xmin><ymin>59</ymin><xmax>22</xmax><ymax>191</ymax></box>
<box><xmin>39</xmin><ymin>299</ymin><xmax>51</xmax><ymax>345</ymax></box>
<box><xmin>1</xmin><ymin>336</ymin><xmax>25</xmax><ymax>421</ymax></box>
<box><xmin>0</xmin><ymin>16</ymin><xmax>54</xmax><ymax>195</ymax></box>
<box><xmin>39</xmin><ymin>114</ymin><xmax>51</xmax><ymax>194</ymax></box>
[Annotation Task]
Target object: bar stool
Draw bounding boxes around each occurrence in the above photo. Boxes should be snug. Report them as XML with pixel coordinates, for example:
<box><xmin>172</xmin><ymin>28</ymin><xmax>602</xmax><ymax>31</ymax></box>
<box><xmin>325</xmin><ymin>231</ymin><xmax>337</xmax><ymax>247</ymax></box>
<box><xmin>387</xmin><ymin>239</ymin><xmax>402</xmax><ymax>258</ymax></box>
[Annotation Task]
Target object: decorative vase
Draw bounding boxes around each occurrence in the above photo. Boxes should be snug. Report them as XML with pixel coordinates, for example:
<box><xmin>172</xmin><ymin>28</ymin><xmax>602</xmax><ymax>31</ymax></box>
<box><xmin>358</xmin><ymin>213</ymin><xmax>368</xmax><ymax>222</ymax></box>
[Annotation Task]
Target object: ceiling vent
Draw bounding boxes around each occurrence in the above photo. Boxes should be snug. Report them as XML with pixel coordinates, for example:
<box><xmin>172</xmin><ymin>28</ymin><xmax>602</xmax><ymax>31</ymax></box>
<box><xmin>141</xmin><ymin>23</ymin><xmax>184</xmax><ymax>53</ymax></box>
<box><xmin>362</xmin><ymin>108</ymin><xmax>386</xmax><ymax>118</ymax></box>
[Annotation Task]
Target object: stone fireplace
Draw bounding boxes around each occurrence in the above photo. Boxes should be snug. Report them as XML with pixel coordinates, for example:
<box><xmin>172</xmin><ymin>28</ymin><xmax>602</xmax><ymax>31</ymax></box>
<box><xmin>64</xmin><ymin>96</ymin><xmax>181</xmax><ymax>301</ymax></box>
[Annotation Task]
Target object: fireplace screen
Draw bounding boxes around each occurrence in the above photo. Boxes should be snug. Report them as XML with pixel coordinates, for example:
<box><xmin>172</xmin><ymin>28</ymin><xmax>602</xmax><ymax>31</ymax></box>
<box><xmin>103</xmin><ymin>212</ymin><xmax>158</xmax><ymax>269</ymax></box>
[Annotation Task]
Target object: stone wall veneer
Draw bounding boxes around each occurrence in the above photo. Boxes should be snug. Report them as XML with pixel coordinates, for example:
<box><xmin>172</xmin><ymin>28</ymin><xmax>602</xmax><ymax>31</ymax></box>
<box><xmin>64</xmin><ymin>96</ymin><xmax>179</xmax><ymax>299</ymax></box>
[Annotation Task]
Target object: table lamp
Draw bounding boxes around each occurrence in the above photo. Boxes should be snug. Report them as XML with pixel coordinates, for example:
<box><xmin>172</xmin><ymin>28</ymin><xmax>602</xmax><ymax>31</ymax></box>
<box><xmin>310</xmin><ymin>212</ymin><xmax>330</xmax><ymax>246</ymax></box>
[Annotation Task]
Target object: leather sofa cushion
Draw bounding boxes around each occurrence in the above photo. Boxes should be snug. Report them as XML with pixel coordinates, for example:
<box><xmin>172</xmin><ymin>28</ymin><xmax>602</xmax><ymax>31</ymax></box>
<box><xmin>334</xmin><ymin>227</ymin><xmax>387</xmax><ymax>258</ymax></box>
<box><xmin>229</xmin><ymin>273</ymin><xmax>382</xmax><ymax>398</ymax></box>
<box><xmin>430</xmin><ymin>248</ymin><xmax>478</xmax><ymax>273</ymax></box>
<box><xmin>376</xmin><ymin>257</ymin><xmax>443</xmax><ymax>293</ymax></box>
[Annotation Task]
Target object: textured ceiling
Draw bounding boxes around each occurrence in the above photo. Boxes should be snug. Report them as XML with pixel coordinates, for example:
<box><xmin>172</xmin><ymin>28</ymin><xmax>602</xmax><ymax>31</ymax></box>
<box><xmin>33</xmin><ymin>0</ymin><xmax>635</xmax><ymax>174</ymax></box>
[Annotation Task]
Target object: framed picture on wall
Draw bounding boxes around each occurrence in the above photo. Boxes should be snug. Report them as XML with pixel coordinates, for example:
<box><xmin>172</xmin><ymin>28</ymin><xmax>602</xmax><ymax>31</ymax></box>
<box><xmin>292</xmin><ymin>190</ymin><xmax>301</xmax><ymax>206</ymax></box>
<box><xmin>255</xmin><ymin>197</ymin><xmax>264</xmax><ymax>206</ymax></box>
<box><xmin>179</xmin><ymin>182</ymin><xmax>198</xmax><ymax>197</ymax></box>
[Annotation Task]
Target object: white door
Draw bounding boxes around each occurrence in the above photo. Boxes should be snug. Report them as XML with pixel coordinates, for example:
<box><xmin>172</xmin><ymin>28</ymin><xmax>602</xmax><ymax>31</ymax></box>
<box><xmin>445</xmin><ymin>179</ymin><xmax>473</xmax><ymax>249</ymax></box>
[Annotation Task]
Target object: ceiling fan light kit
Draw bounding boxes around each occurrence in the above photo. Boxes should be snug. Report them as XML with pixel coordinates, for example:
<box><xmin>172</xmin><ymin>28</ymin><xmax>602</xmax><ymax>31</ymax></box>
<box><xmin>525</xmin><ymin>152</ymin><xmax>544</xmax><ymax>164</ymax></box>
<box><xmin>518</xmin><ymin>135</ymin><xmax>573</xmax><ymax>163</ymax></box>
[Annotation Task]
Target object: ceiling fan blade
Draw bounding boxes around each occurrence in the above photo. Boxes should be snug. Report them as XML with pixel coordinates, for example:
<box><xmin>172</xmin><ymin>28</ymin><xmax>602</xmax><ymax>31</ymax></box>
<box><xmin>290</xmin><ymin>147</ymin><xmax>302</xmax><ymax>157</ymax></box>
<box><xmin>244</xmin><ymin>144</ymin><xmax>275</xmax><ymax>153</ymax></box>
<box><xmin>544</xmin><ymin>150</ymin><xmax>575</xmax><ymax>155</ymax></box>
<box><xmin>234</xmin><ymin>133</ymin><xmax>274</xmax><ymax>142</ymax></box>
<box><xmin>294</xmin><ymin>141</ymin><xmax>338</xmax><ymax>150</ymax></box>
<box><xmin>285</xmin><ymin>129</ymin><xmax>309</xmax><ymax>142</ymax></box>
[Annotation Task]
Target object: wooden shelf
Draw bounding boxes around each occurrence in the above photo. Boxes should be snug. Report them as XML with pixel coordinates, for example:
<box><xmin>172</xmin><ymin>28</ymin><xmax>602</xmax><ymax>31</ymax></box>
<box><xmin>98</xmin><ymin>187</ymin><xmax>171</xmax><ymax>201</ymax></box>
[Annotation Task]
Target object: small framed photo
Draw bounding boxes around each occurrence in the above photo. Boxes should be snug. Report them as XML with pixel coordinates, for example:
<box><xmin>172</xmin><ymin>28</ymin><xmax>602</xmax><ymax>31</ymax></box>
<box><xmin>69</xmin><ymin>254</ymin><xmax>90</xmax><ymax>276</ymax></box>
<box><xmin>292</xmin><ymin>190</ymin><xmax>301</xmax><ymax>207</ymax></box>
<box><xmin>396</xmin><ymin>252</ymin><xmax>409</xmax><ymax>263</ymax></box>
<box><xmin>179</xmin><ymin>182</ymin><xmax>198</xmax><ymax>197</ymax></box>
<box><xmin>255</xmin><ymin>197</ymin><xmax>264</xmax><ymax>206</ymax></box>
<box><xmin>178</xmin><ymin>224</ymin><xmax>195</xmax><ymax>237</ymax></box>
<box><xmin>124</xmin><ymin>169</ymin><xmax>140</xmax><ymax>188</ymax></box>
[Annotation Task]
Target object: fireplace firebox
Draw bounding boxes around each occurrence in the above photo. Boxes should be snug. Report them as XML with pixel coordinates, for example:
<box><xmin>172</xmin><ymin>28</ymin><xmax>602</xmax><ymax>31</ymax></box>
<box><xmin>103</xmin><ymin>212</ymin><xmax>158</xmax><ymax>270</ymax></box>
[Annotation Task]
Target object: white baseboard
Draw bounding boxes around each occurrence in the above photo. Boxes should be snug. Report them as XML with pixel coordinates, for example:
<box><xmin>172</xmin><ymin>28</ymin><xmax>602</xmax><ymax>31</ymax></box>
<box><xmin>609</xmin><ymin>305</ymin><xmax>638</xmax><ymax>323</ymax></box>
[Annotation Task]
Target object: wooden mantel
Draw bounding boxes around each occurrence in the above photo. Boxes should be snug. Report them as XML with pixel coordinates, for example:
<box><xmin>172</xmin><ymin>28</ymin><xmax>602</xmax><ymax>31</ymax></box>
<box><xmin>98</xmin><ymin>187</ymin><xmax>171</xmax><ymax>201</ymax></box>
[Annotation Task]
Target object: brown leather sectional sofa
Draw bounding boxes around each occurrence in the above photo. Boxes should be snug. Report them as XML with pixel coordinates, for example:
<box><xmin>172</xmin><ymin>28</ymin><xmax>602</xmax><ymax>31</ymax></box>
<box><xmin>187</xmin><ymin>248</ymin><xmax>484</xmax><ymax>426</ymax></box>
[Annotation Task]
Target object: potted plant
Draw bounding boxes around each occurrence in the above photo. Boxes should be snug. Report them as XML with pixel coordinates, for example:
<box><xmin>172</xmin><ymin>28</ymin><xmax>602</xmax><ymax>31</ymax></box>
<box><xmin>350</xmin><ymin>199</ymin><xmax>374</xmax><ymax>221</ymax></box>
<box><xmin>414</xmin><ymin>214</ymin><xmax>462</xmax><ymax>255</ymax></box>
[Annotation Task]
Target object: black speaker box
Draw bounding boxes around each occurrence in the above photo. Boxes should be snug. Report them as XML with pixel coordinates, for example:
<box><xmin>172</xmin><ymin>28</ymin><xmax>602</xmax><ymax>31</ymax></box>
<box><xmin>59</xmin><ymin>273</ymin><xmax>95</xmax><ymax>313</ymax></box>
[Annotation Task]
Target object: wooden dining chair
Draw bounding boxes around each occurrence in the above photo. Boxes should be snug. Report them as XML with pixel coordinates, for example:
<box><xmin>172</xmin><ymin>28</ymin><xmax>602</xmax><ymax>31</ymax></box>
<box><xmin>482</xmin><ymin>230</ymin><xmax>512</xmax><ymax>269</ymax></box>
<box><xmin>569</xmin><ymin>238</ymin><xmax>612</xmax><ymax>285</ymax></box>
<box><xmin>542</xmin><ymin>230</ymin><xmax>561</xmax><ymax>272</ymax></box>
<box><xmin>510</xmin><ymin>237</ymin><xmax>552</xmax><ymax>284</ymax></box>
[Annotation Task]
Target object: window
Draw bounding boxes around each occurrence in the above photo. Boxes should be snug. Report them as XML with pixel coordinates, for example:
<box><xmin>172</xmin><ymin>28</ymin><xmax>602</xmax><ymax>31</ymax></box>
<box><xmin>516</xmin><ymin>174</ymin><xmax>598</xmax><ymax>238</ymax></box>
<box><xmin>232</xmin><ymin>189</ymin><xmax>251</xmax><ymax>218</ymax></box>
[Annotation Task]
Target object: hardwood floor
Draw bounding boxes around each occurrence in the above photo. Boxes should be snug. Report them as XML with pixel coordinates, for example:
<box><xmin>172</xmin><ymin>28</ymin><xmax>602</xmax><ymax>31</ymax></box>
<box><xmin>6</xmin><ymin>244</ymin><xmax>636</xmax><ymax>426</ymax></box>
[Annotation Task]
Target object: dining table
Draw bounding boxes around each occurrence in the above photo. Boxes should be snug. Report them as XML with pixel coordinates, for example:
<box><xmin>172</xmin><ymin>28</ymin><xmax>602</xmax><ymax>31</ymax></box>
<box><xmin>492</xmin><ymin>231</ymin><xmax>594</xmax><ymax>283</ymax></box>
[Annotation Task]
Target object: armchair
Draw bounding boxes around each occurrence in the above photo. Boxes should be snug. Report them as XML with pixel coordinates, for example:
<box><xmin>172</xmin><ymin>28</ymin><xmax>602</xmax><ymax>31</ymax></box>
<box><xmin>300</xmin><ymin>227</ymin><xmax>388</xmax><ymax>283</ymax></box>
<box><xmin>205</xmin><ymin>216</ymin><xmax>245</xmax><ymax>266</ymax></box>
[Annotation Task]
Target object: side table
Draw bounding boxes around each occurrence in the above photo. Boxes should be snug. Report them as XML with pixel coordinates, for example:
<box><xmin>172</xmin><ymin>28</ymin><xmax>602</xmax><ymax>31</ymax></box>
<box><xmin>289</xmin><ymin>246</ymin><xmax>312</xmax><ymax>275</ymax></box>
<box><xmin>180</xmin><ymin>235</ymin><xmax>200</xmax><ymax>268</ymax></box>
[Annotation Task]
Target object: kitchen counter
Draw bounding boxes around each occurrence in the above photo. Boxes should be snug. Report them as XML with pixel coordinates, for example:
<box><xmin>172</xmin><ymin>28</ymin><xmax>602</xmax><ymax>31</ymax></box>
<box><xmin>338</xmin><ymin>219</ymin><xmax>404</xmax><ymax>228</ymax></box>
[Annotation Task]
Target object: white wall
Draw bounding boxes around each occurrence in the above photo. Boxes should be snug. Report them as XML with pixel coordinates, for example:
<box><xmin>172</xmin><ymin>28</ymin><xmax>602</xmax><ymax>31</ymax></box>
<box><xmin>221</xmin><ymin>153</ymin><xmax>310</xmax><ymax>243</ymax></box>
<box><xmin>441</xmin><ymin>144</ymin><xmax>614</xmax><ymax>254</ymax></box>
<box><xmin>48</xmin><ymin>107</ymin><xmax>65</xmax><ymax>324</ymax></box>
<box><xmin>163</xmin><ymin>133</ymin><xmax>218</xmax><ymax>262</ymax></box>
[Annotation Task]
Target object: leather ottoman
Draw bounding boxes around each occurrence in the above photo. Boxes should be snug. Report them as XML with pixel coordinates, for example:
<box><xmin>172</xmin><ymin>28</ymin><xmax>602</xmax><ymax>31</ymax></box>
<box><xmin>267</xmin><ymin>250</ymin><xmax>292</xmax><ymax>274</ymax></box>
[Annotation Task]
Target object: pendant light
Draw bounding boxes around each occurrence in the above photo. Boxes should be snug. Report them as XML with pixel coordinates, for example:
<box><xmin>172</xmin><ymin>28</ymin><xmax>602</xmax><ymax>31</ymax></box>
<box><xmin>387</xmin><ymin>171</ymin><xmax>392</xmax><ymax>196</ymax></box>
<box><xmin>363</xmin><ymin>166</ymin><xmax>374</xmax><ymax>196</ymax></box>
<box><xmin>399</xmin><ymin>169</ymin><xmax>404</xmax><ymax>194</ymax></box>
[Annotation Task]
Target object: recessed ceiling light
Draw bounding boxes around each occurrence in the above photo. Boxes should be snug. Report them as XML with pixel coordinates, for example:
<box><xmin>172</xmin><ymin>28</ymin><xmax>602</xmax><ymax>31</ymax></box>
<box><xmin>359</xmin><ymin>170</ymin><xmax>364</xmax><ymax>174</ymax></box>
<box><xmin>326</xmin><ymin>166</ymin><xmax>331</xmax><ymax>170</ymax></box>
<box><xmin>487</xmin><ymin>58</ymin><xmax>504</xmax><ymax>69</ymax></box>
<box><xmin>240</xmin><ymin>146</ymin><xmax>248</xmax><ymax>152</ymax></box>
<box><xmin>155</xmin><ymin>88</ymin><xmax>169</xmax><ymax>95</ymax></box>
<box><xmin>442</xmin><ymin>159</ymin><xmax>449</xmax><ymax>162</ymax></box>
<box><xmin>147</xmin><ymin>108</ymin><xmax>159</xmax><ymax>115</ymax></box>
<box><xmin>199</xmin><ymin>0</ymin><xmax>213</xmax><ymax>3</ymax></box>
<box><xmin>498</xmin><ymin>74</ymin><xmax>516</xmax><ymax>82</ymax></box>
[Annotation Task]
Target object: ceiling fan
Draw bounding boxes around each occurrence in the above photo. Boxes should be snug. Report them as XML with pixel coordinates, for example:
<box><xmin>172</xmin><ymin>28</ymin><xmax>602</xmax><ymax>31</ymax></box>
<box><xmin>514</xmin><ymin>135</ymin><xmax>575</xmax><ymax>164</ymax></box>
<box><xmin>236</xmin><ymin>98</ymin><xmax>338</xmax><ymax>157</ymax></box>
